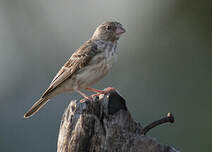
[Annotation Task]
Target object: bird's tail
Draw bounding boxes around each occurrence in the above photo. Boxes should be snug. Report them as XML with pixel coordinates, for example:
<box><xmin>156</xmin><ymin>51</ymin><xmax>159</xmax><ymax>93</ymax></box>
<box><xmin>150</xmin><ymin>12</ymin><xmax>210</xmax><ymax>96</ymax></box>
<box><xmin>24</xmin><ymin>98</ymin><xmax>49</xmax><ymax>118</ymax></box>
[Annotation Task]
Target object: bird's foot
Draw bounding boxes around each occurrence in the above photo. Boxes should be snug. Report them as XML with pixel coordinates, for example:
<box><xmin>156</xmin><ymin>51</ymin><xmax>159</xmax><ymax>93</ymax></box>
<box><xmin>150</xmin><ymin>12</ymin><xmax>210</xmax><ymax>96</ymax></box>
<box><xmin>86</xmin><ymin>87</ymin><xmax>115</xmax><ymax>94</ymax></box>
<box><xmin>81</xmin><ymin>87</ymin><xmax>116</xmax><ymax>102</ymax></box>
<box><xmin>89</xmin><ymin>87</ymin><xmax>116</xmax><ymax>98</ymax></box>
<box><xmin>80</xmin><ymin>96</ymin><xmax>93</xmax><ymax>103</ymax></box>
<box><xmin>103</xmin><ymin>87</ymin><xmax>116</xmax><ymax>93</ymax></box>
<box><xmin>74</xmin><ymin>88</ymin><xmax>93</xmax><ymax>103</ymax></box>
<box><xmin>90</xmin><ymin>93</ymin><xmax>101</xmax><ymax>98</ymax></box>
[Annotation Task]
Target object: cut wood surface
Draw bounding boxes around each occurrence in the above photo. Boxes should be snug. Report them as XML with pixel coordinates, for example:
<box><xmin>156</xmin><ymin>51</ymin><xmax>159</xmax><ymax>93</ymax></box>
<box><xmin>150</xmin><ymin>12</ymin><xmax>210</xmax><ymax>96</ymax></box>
<box><xmin>57</xmin><ymin>88</ymin><xmax>179</xmax><ymax>152</ymax></box>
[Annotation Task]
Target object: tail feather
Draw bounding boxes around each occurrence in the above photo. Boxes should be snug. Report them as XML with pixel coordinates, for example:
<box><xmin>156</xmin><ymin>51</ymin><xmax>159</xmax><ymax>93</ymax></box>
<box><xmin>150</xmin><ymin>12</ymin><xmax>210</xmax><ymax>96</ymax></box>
<box><xmin>24</xmin><ymin>98</ymin><xmax>49</xmax><ymax>118</ymax></box>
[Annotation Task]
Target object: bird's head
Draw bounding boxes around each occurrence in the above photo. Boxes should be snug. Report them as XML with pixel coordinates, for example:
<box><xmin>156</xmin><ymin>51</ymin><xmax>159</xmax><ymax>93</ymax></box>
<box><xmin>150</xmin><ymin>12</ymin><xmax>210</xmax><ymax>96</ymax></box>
<box><xmin>92</xmin><ymin>21</ymin><xmax>126</xmax><ymax>42</ymax></box>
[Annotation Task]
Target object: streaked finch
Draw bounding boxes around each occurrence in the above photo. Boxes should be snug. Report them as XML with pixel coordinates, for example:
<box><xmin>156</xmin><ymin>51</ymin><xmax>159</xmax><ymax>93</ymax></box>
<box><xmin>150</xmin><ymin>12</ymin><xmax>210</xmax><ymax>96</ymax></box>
<box><xmin>24</xmin><ymin>21</ymin><xmax>125</xmax><ymax>118</ymax></box>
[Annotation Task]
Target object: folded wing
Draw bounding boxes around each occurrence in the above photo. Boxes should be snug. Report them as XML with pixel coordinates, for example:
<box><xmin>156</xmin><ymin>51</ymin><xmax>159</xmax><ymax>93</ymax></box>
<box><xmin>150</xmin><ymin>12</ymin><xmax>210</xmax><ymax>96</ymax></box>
<box><xmin>41</xmin><ymin>40</ymin><xmax>100</xmax><ymax>98</ymax></box>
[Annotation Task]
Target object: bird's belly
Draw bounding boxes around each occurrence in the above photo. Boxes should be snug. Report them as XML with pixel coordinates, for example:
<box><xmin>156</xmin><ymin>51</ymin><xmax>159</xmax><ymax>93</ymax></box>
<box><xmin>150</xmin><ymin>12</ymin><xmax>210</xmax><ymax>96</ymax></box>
<box><xmin>65</xmin><ymin>61</ymin><xmax>110</xmax><ymax>90</ymax></box>
<box><xmin>61</xmin><ymin>52</ymin><xmax>117</xmax><ymax>91</ymax></box>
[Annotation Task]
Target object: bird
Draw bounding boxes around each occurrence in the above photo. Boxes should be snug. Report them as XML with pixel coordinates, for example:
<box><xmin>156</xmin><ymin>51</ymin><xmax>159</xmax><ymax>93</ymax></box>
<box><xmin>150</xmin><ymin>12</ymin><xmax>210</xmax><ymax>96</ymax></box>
<box><xmin>24</xmin><ymin>21</ymin><xmax>126</xmax><ymax>118</ymax></box>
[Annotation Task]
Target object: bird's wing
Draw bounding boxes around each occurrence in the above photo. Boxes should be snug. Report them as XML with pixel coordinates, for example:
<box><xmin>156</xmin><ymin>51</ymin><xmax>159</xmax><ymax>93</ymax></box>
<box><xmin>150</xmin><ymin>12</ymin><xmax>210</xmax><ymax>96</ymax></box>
<box><xmin>41</xmin><ymin>40</ymin><xmax>100</xmax><ymax>98</ymax></box>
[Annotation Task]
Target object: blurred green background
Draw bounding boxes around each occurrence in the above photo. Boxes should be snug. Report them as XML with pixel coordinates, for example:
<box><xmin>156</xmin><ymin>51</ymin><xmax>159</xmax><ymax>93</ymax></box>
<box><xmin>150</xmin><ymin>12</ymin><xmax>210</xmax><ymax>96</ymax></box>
<box><xmin>0</xmin><ymin>0</ymin><xmax>211</xmax><ymax>151</ymax></box>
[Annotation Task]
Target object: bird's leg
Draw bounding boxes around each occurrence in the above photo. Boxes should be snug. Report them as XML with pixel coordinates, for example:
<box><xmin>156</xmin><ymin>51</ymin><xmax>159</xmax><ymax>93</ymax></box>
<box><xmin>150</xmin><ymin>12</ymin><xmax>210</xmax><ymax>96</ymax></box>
<box><xmin>86</xmin><ymin>87</ymin><xmax>105</xmax><ymax>94</ymax></box>
<box><xmin>103</xmin><ymin>87</ymin><xmax>116</xmax><ymax>92</ymax></box>
<box><xmin>74</xmin><ymin>89</ymin><xmax>92</xmax><ymax>103</ymax></box>
<box><xmin>86</xmin><ymin>87</ymin><xmax>116</xmax><ymax>97</ymax></box>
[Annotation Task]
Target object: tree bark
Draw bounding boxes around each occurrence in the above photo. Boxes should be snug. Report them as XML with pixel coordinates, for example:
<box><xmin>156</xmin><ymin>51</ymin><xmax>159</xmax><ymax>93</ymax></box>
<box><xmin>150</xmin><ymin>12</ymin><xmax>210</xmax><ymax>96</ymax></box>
<box><xmin>57</xmin><ymin>89</ymin><xmax>179</xmax><ymax>152</ymax></box>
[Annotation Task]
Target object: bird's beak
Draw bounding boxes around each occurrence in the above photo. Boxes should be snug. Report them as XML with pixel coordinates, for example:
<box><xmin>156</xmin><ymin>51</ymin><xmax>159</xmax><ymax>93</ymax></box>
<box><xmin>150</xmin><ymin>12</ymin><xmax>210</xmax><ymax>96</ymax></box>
<box><xmin>116</xmin><ymin>26</ymin><xmax>126</xmax><ymax>35</ymax></box>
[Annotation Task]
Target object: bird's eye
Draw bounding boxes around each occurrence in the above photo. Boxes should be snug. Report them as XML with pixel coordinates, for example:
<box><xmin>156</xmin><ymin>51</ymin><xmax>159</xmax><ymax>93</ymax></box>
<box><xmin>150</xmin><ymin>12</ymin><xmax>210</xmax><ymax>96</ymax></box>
<box><xmin>106</xmin><ymin>25</ymin><xmax>112</xmax><ymax>30</ymax></box>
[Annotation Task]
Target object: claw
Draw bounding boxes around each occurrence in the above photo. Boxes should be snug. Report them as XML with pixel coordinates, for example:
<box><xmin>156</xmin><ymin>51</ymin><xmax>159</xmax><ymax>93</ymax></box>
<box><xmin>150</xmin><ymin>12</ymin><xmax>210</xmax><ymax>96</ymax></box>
<box><xmin>103</xmin><ymin>87</ymin><xmax>115</xmax><ymax>93</ymax></box>
<box><xmin>80</xmin><ymin>99</ymin><xmax>86</xmax><ymax>103</ymax></box>
<box><xmin>86</xmin><ymin>87</ymin><xmax>115</xmax><ymax>95</ymax></box>
<box><xmin>80</xmin><ymin>96</ymin><xmax>93</xmax><ymax>103</ymax></box>
<box><xmin>80</xmin><ymin>87</ymin><xmax>116</xmax><ymax>103</ymax></box>
<box><xmin>90</xmin><ymin>93</ymin><xmax>101</xmax><ymax>98</ymax></box>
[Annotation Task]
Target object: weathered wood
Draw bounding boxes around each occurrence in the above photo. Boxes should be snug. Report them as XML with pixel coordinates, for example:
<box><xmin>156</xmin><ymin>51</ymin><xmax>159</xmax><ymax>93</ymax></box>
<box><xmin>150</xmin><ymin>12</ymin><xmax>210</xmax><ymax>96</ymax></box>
<box><xmin>57</xmin><ymin>89</ymin><xmax>179</xmax><ymax>152</ymax></box>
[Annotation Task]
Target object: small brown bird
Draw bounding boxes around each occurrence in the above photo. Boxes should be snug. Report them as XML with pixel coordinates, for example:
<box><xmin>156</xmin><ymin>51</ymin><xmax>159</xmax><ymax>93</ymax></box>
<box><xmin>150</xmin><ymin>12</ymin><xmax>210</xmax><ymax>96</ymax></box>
<box><xmin>24</xmin><ymin>21</ymin><xmax>125</xmax><ymax>118</ymax></box>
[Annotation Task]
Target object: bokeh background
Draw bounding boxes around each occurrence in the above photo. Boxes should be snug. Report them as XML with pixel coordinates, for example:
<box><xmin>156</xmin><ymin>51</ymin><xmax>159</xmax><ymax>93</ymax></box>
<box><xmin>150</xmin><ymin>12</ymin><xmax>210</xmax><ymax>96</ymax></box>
<box><xmin>0</xmin><ymin>0</ymin><xmax>211</xmax><ymax>151</ymax></box>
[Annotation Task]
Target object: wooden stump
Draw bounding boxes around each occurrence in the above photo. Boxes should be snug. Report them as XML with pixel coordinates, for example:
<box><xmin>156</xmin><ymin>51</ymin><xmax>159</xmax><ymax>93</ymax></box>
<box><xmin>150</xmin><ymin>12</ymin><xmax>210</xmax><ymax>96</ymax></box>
<box><xmin>57</xmin><ymin>89</ymin><xmax>179</xmax><ymax>152</ymax></box>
